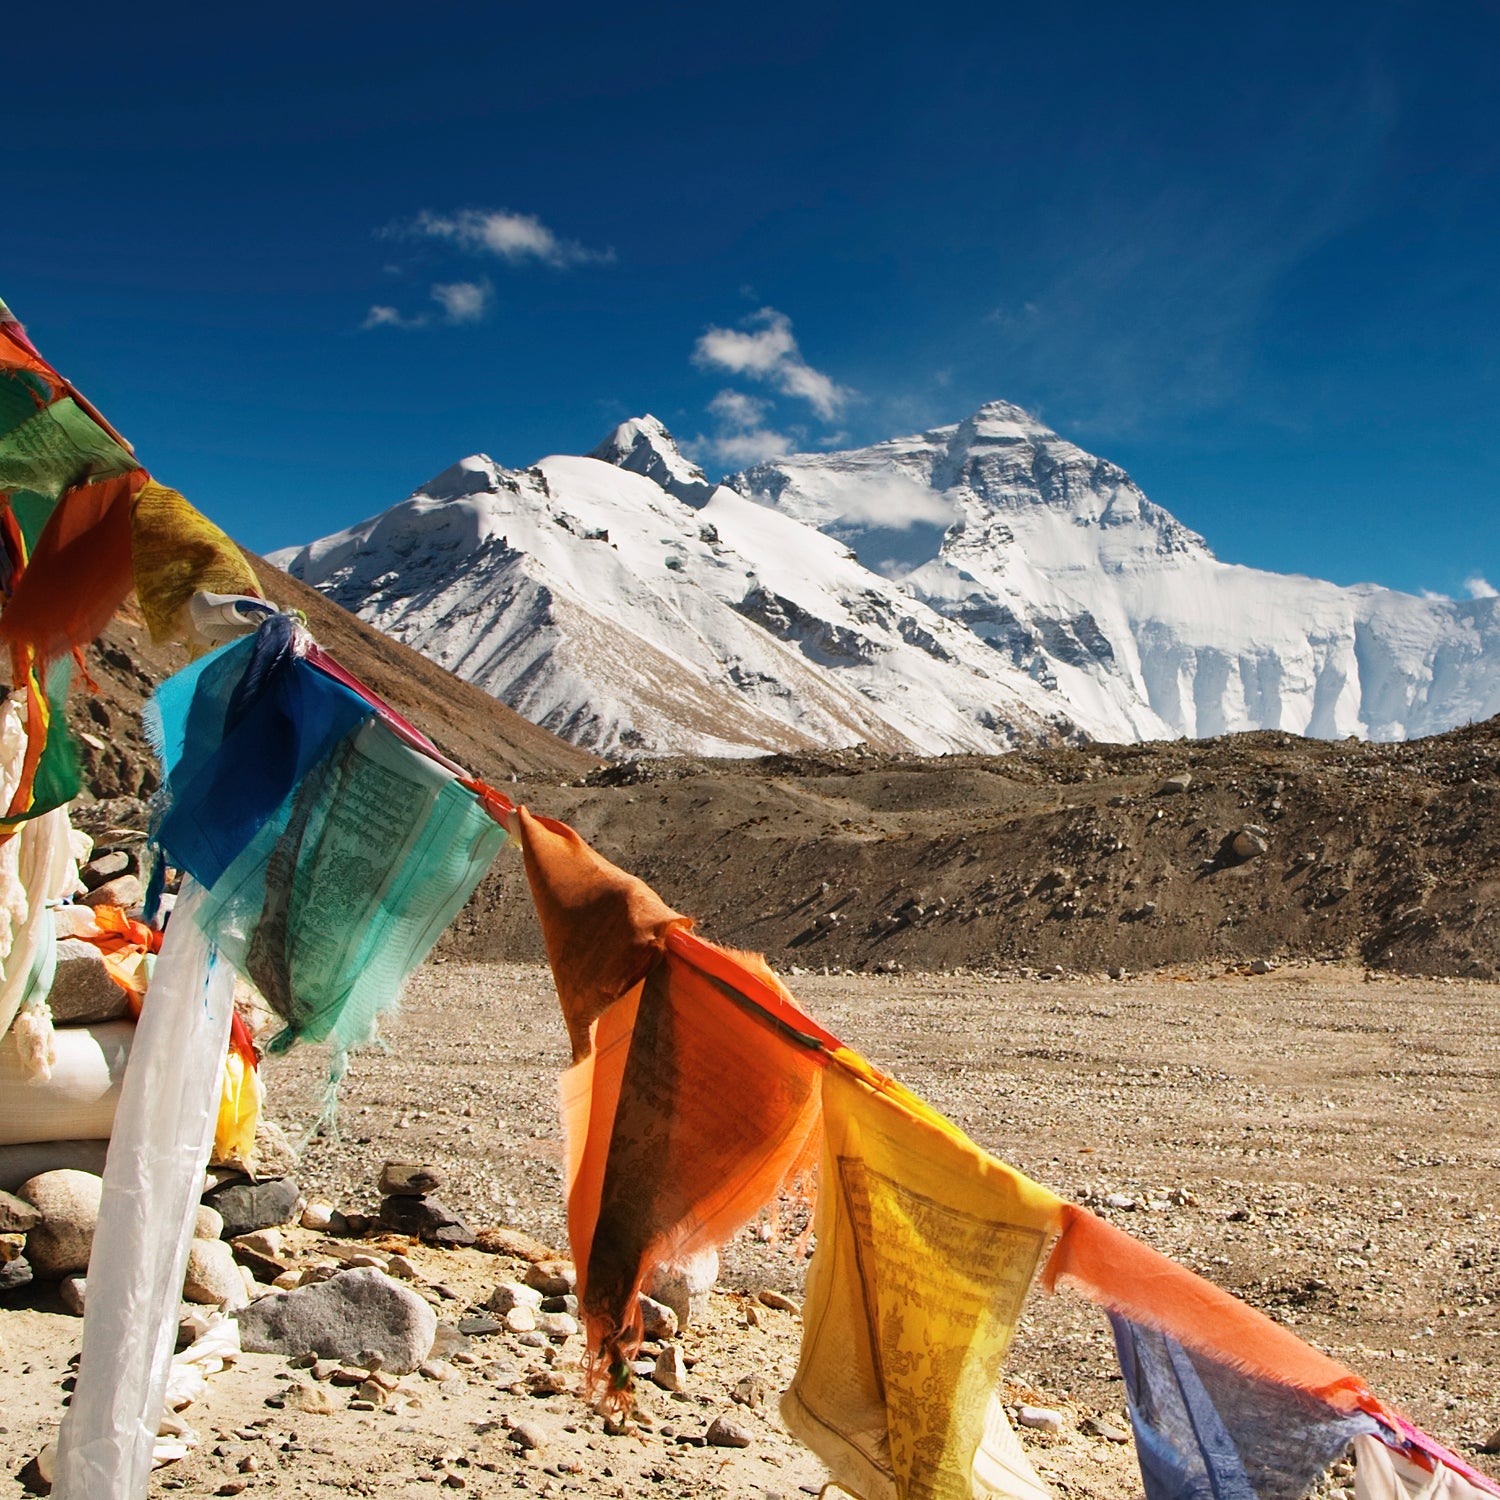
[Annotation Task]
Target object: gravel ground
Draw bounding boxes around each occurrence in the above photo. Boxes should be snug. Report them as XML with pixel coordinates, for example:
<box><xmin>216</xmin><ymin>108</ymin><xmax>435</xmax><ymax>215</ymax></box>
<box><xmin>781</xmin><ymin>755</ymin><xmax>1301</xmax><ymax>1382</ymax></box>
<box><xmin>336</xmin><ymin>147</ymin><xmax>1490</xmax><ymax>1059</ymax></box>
<box><xmin>3</xmin><ymin>958</ymin><xmax>1496</xmax><ymax>1498</ymax></box>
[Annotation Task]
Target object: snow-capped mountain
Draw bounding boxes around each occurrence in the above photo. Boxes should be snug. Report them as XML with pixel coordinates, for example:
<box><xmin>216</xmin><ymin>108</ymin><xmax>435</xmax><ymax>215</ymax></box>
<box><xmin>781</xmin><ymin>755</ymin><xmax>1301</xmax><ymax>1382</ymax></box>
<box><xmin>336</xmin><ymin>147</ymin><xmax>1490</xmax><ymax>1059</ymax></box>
<box><xmin>730</xmin><ymin>402</ymin><xmax>1500</xmax><ymax>743</ymax></box>
<box><xmin>268</xmin><ymin>439</ymin><xmax>1069</xmax><ymax>758</ymax></box>
<box><xmin>272</xmin><ymin>404</ymin><xmax>1500</xmax><ymax>757</ymax></box>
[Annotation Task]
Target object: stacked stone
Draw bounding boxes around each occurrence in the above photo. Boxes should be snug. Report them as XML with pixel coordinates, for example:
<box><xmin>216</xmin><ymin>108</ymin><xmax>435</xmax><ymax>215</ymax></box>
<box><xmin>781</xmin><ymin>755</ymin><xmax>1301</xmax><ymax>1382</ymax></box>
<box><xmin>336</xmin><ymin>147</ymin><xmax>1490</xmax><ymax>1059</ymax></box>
<box><xmin>376</xmin><ymin>1161</ymin><xmax>475</xmax><ymax>1247</ymax></box>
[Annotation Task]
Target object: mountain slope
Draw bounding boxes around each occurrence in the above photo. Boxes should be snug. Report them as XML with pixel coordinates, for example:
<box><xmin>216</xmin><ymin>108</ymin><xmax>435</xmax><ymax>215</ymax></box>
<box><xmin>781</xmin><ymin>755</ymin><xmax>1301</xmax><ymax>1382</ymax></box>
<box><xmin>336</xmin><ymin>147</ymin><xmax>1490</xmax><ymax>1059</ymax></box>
<box><xmin>730</xmin><ymin>402</ymin><xmax>1500</xmax><ymax>743</ymax></box>
<box><xmin>270</xmin><ymin>450</ymin><xmax>1070</xmax><ymax>758</ymax></box>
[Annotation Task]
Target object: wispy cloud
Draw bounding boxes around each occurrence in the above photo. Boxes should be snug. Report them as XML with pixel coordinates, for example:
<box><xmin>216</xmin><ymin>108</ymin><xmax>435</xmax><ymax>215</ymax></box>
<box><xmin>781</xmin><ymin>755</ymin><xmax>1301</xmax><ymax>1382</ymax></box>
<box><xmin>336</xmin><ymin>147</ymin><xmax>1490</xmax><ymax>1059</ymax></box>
<box><xmin>430</xmin><ymin>279</ymin><xmax>492</xmax><ymax>324</ymax></box>
<box><xmin>694</xmin><ymin>308</ymin><xmax>850</xmax><ymax>420</ymax></box>
<box><xmin>696</xmin><ymin>389</ymin><xmax>794</xmax><ymax>465</ymax></box>
<box><xmin>1465</xmin><ymin>575</ymin><xmax>1498</xmax><ymax>599</ymax></box>
<box><xmin>363</xmin><ymin>278</ymin><xmax>494</xmax><ymax>331</ymax></box>
<box><xmin>407</xmin><ymin>208</ymin><xmax>614</xmax><ymax>268</ymax></box>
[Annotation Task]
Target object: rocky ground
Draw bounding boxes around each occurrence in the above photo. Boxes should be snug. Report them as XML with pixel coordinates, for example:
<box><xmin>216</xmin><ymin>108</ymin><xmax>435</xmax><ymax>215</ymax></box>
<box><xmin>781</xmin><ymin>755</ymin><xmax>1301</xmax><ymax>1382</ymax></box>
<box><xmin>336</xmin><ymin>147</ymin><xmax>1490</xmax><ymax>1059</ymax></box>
<box><xmin>5</xmin><ymin>958</ymin><xmax>1496</xmax><ymax>1499</ymax></box>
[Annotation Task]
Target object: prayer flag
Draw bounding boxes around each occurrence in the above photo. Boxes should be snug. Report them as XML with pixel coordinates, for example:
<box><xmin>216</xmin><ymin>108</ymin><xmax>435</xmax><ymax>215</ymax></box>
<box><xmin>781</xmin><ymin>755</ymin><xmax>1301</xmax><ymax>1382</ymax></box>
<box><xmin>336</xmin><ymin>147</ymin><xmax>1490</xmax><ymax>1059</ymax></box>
<box><xmin>783</xmin><ymin>1049</ymin><xmax>1065</xmax><ymax>1500</ymax></box>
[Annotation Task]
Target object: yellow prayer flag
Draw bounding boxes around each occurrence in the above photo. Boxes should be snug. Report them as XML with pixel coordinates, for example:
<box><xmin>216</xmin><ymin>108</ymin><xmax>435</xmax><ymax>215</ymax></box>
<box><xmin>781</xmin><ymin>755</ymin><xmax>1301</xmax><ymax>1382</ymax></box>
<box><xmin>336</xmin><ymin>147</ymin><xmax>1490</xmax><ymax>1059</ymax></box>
<box><xmin>783</xmin><ymin>1050</ymin><xmax>1065</xmax><ymax>1500</ymax></box>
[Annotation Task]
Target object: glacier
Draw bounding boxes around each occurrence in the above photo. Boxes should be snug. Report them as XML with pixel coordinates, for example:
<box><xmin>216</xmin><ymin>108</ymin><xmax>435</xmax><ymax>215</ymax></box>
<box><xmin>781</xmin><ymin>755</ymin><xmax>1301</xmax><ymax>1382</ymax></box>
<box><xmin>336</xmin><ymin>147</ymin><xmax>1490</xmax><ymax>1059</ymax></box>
<box><xmin>270</xmin><ymin>403</ymin><xmax>1500</xmax><ymax>756</ymax></box>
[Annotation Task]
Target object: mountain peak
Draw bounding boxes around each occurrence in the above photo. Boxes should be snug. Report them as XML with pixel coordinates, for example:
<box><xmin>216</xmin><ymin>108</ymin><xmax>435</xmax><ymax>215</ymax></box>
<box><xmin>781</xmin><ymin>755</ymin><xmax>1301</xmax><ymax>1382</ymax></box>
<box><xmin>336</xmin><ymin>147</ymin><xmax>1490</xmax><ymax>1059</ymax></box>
<box><xmin>590</xmin><ymin>414</ymin><xmax>715</xmax><ymax>506</ymax></box>
<box><xmin>418</xmin><ymin>454</ymin><xmax>505</xmax><ymax>502</ymax></box>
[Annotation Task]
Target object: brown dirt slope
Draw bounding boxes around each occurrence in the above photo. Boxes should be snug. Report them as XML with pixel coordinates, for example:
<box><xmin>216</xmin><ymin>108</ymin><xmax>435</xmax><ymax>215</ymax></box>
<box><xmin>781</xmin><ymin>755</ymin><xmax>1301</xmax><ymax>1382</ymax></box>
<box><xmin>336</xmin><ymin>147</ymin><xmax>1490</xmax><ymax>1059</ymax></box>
<box><xmin>61</xmin><ymin>553</ymin><xmax>592</xmax><ymax>821</ymax></box>
<box><xmin>446</xmin><ymin>721</ymin><xmax>1500</xmax><ymax>980</ymax></box>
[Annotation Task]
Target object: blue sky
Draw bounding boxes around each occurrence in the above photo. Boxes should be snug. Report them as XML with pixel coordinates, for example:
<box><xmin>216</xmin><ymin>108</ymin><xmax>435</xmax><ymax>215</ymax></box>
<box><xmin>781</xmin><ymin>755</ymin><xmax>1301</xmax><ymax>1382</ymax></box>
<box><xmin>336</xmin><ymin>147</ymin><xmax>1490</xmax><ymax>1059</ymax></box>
<box><xmin>7</xmin><ymin>1</ymin><xmax>1499</xmax><ymax>597</ymax></box>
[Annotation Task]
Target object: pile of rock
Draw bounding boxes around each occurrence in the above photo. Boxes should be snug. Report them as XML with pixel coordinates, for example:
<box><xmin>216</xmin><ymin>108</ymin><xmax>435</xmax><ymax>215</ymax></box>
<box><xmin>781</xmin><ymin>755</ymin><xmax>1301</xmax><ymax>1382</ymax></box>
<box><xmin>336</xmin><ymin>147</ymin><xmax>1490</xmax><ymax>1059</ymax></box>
<box><xmin>376</xmin><ymin>1160</ymin><xmax>475</xmax><ymax>1247</ymax></box>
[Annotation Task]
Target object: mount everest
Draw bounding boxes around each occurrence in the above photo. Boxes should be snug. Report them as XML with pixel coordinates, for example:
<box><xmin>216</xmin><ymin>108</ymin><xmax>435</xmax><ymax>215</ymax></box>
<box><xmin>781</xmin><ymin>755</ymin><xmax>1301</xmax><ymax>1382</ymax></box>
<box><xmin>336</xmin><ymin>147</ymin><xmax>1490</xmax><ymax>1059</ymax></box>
<box><xmin>269</xmin><ymin>403</ymin><xmax>1500</xmax><ymax>757</ymax></box>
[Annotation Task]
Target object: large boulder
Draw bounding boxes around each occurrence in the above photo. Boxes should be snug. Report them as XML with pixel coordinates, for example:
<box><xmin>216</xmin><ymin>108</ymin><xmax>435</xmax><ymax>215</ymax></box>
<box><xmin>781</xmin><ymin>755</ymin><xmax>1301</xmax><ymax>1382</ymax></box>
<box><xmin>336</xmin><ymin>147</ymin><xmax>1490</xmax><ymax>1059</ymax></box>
<box><xmin>19</xmin><ymin>1169</ymin><xmax>103</xmax><ymax>1277</ymax></box>
<box><xmin>236</xmin><ymin>1267</ymin><xmax>436</xmax><ymax>1373</ymax></box>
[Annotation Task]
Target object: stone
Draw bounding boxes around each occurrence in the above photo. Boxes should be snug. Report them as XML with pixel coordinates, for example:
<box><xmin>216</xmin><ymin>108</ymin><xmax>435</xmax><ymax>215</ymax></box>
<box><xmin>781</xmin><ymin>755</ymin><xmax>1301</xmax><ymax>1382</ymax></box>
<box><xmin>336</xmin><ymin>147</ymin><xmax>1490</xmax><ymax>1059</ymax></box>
<box><xmin>757</xmin><ymin>1289</ymin><xmax>800</xmax><ymax>1315</ymax></box>
<box><xmin>1015</xmin><ymin>1405</ymin><xmax>1065</xmax><ymax>1434</ymax></box>
<box><xmin>503</xmin><ymin>1305</ymin><xmax>536</xmax><ymax>1334</ymax></box>
<box><xmin>652</xmin><ymin>1345</ymin><xmax>686</xmax><ymax>1392</ymax></box>
<box><xmin>1250</xmin><ymin>958</ymin><xmax>1276</xmax><ymax>975</ymax></box>
<box><xmin>60</xmin><ymin>1274</ymin><xmax>87</xmax><ymax>1315</ymax></box>
<box><xmin>1082</xmin><ymin>1415</ymin><xmax>1130</xmax><ymax>1443</ymax></box>
<box><xmin>456</xmin><ymin>1315</ymin><xmax>502</xmax><ymax>1336</ymax></box>
<box><xmin>283</xmin><ymin>1381</ymin><xmax>334</xmax><ymax>1415</ymax></box>
<box><xmin>541</xmin><ymin>1293</ymin><xmax>579</xmax><ymax>1316</ymax></box>
<box><xmin>385</xmin><ymin>1253</ymin><xmax>418</xmax><ymax>1280</ymax></box>
<box><xmin>1154</xmin><ymin>772</ymin><xmax>1192</xmax><ymax>796</ymax></box>
<box><xmin>0</xmin><ymin>1253</ymin><xmax>33</xmax><ymax>1292</ymax></box>
<box><xmin>236</xmin><ymin>1267</ymin><xmax>437</xmax><ymax>1374</ymax></box>
<box><xmin>487</xmin><ymin>1281</ymin><xmax>544</xmax><ymax>1314</ymax></box>
<box><xmin>510</xmin><ymin>1420</ymin><xmax>547</xmax><ymax>1453</ymax></box>
<box><xmin>420</xmin><ymin>1359</ymin><xmax>456</xmax><ymax>1381</ymax></box>
<box><xmin>19</xmin><ymin>1169</ymin><xmax>103</xmax><ymax>1277</ymax></box>
<box><xmin>523</xmin><ymin>1260</ymin><xmax>575</xmax><ymax>1298</ymax></box>
<box><xmin>48</xmin><ymin>941</ymin><xmax>132</xmax><ymax>1023</ymax></box>
<box><xmin>0</xmin><ymin>1188</ymin><xmax>40</xmax><ymax>1234</ymax></box>
<box><xmin>80</xmin><ymin>873</ymin><xmax>144</xmax><ymax>910</ymax></box>
<box><xmin>299</xmin><ymin>1201</ymin><xmax>339</xmax><ymax>1233</ymax></box>
<box><xmin>429</xmin><ymin>1323</ymin><xmax>471</xmax><ymax>1359</ymax></box>
<box><xmin>472</xmin><ymin>1225</ymin><xmax>555</xmax><ymax>1262</ymax></box>
<box><xmin>1230</xmin><ymin>829</ymin><xmax>1269</xmax><ymax>861</ymax></box>
<box><xmin>378</xmin><ymin>1194</ymin><xmax>475</xmax><ymax>1246</ymax></box>
<box><xmin>638</xmin><ymin>1294</ymin><xmax>678</xmax><ymax>1341</ymax></box>
<box><xmin>1478</xmin><ymin>1428</ymin><xmax>1500</xmax><ymax>1456</ymax></box>
<box><xmin>195</xmin><ymin>1205</ymin><xmax>225</xmax><ymax>1241</ymax></box>
<box><xmin>344</xmin><ymin>1252</ymin><xmax>389</xmax><ymax>1271</ymax></box>
<box><xmin>231</xmin><ymin>1228</ymin><xmax>282</xmax><ymax>1259</ymax></box>
<box><xmin>203</xmin><ymin>1177</ymin><xmax>301</xmax><ymax>1239</ymax></box>
<box><xmin>731</xmin><ymin>1374</ymin><xmax>769</xmax><ymax>1409</ymax></box>
<box><xmin>536</xmin><ymin>1311</ymin><xmax>578</xmax><ymax>1340</ymax></box>
<box><xmin>185</xmin><ymin>1238</ymin><xmax>250</xmax><ymax>1309</ymax></box>
<box><xmin>378</xmin><ymin>1161</ymin><xmax>446</xmax><ymax>1197</ymax></box>
<box><xmin>648</xmin><ymin>1249</ymin><xmax>718</xmax><ymax>1330</ymax></box>
<box><xmin>81</xmin><ymin>849</ymin><xmax>132</xmax><ymax>888</ymax></box>
<box><xmin>705</xmin><ymin>1415</ymin><xmax>753</xmax><ymax>1449</ymax></box>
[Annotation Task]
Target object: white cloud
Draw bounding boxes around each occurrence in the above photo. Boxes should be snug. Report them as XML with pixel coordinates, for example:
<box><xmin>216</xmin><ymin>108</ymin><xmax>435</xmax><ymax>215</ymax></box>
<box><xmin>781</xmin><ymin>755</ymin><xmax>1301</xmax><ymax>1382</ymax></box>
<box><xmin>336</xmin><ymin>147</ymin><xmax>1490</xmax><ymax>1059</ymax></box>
<box><xmin>410</xmin><ymin>208</ymin><xmax>613</xmax><ymax>268</ymax></box>
<box><xmin>1465</xmin><ymin>575</ymin><xmax>1498</xmax><ymax>599</ymax></box>
<box><xmin>363</xmin><ymin>304</ymin><xmax>425</xmax><ymax>330</ymax></box>
<box><xmin>693</xmin><ymin>308</ymin><xmax>849</xmax><ymax>419</ymax></box>
<box><xmin>695</xmin><ymin>387</ymin><xmax>795</xmax><ymax>465</ymax></box>
<box><xmin>828</xmin><ymin>468</ymin><xmax>959</xmax><ymax>530</ymax></box>
<box><xmin>707</xmin><ymin>389</ymin><xmax>770</xmax><ymax>428</ymax></box>
<box><xmin>430</xmin><ymin>279</ymin><xmax>492</xmax><ymax>324</ymax></box>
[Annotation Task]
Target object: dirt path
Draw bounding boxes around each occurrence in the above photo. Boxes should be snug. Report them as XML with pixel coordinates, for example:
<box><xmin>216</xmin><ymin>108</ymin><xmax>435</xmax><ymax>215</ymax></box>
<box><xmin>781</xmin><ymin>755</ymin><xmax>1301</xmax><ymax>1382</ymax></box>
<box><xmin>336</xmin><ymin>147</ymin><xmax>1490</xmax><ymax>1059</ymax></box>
<box><xmin>3</xmin><ymin>960</ymin><xmax>1496</xmax><ymax>1498</ymax></box>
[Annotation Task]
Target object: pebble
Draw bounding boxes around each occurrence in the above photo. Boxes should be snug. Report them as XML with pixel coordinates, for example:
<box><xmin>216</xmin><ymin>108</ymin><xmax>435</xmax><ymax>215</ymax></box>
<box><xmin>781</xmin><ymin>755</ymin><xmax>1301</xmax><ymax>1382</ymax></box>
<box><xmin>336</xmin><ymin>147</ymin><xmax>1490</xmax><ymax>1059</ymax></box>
<box><xmin>420</xmin><ymin>1359</ymin><xmax>456</xmax><ymax>1381</ymax></box>
<box><xmin>1155</xmin><ymin>772</ymin><xmax>1192</xmax><ymax>795</ymax></box>
<box><xmin>732</xmin><ymin>1374</ymin><xmax>769</xmax><ymax>1408</ymax></box>
<box><xmin>503</xmin><ymin>1305</ymin><xmax>537</xmax><ymax>1334</ymax></box>
<box><xmin>1082</xmin><ymin>1415</ymin><xmax>1131</xmax><ymax>1443</ymax></box>
<box><xmin>535</xmin><ymin>1311</ymin><xmax>578</xmax><ymax>1340</ymax></box>
<box><xmin>510</xmin><ymin>1420</ymin><xmax>547</xmax><ymax>1452</ymax></box>
<box><xmin>231</xmin><ymin>1228</ymin><xmax>281</xmax><ymax>1259</ymax></box>
<box><xmin>429</xmin><ymin>1324</ymin><xmax>472</xmax><ymax>1358</ymax></box>
<box><xmin>196</xmin><ymin>1205</ymin><xmax>226</xmax><ymax>1241</ymax></box>
<box><xmin>705</xmin><ymin>1415</ymin><xmax>753</xmax><ymax>1449</ymax></box>
<box><xmin>638</xmin><ymin>1294</ymin><xmax>678</xmax><ymax>1340</ymax></box>
<box><xmin>1015</xmin><ymin>1405</ymin><xmax>1065</xmax><ymax>1434</ymax></box>
<box><xmin>652</xmin><ymin>1345</ymin><xmax>687</xmax><ymax>1392</ymax></box>
<box><xmin>344</xmin><ymin>1252</ymin><xmax>389</xmax><ymax>1272</ymax></box>
<box><xmin>1480</xmin><ymin>1428</ymin><xmax>1500</xmax><ymax>1456</ymax></box>
<box><xmin>59</xmin><ymin>1274</ymin><xmax>87</xmax><ymax>1315</ymax></box>
<box><xmin>299</xmin><ymin>1201</ymin><xmax>339</xmax><ymax>1233</ymax></box>
<box><xmin>1230</xmin><ymin>828</ymin><xmax>1269</xmax><ymax>861</ymax></box>
<box><xmin>0</xmin><ymin>1254</ymin><xmax>33</xmax><ymax>1292</ymax></box>
<box><xmin>282</xmin><ymin>1382</ymin><xmax>335</xmax><ymax>1415</ymax></box>
<box><xmin>385</xmin><ymin>1253</ymin><xmax>419</xmax><ymax>1280</ymax></box>
<box><xmin>487</xmin><ymin>1281</ymin><xmax>543</xmax><ymax>1314</ymax></box>
<box><xmin>18</xmin><ymin>1169</ymin><xmax>102</xmax><ymax>1277</ymax></box>
<box><xmin>523</xmin><ymin>1261</ymin><xmax>575</xmax><ymax>1298</ymax></box>
<box><xmin>757</xmin><ymin>1289</ymin><xmax>801</xmax><ymax>1315</ymax></box>
<box><xmin>456</xmin><ymin>1316</ymin><xmax>503</xmax><ymax>1336</ymax></box>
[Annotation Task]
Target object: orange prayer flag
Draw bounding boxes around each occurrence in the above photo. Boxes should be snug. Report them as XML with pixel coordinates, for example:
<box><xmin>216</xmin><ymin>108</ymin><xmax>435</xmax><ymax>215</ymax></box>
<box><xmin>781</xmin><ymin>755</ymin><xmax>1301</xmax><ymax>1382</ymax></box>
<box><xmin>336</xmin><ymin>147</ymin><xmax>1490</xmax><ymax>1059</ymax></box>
<box><xmin>516</xmin><ymin>808</ymin><xmax>830</xmax><ymax>1404</ymax></box>
<box><xmin>1042</xmin><ymin>1203</ymin><xmax>1376</xmax><ymax>1412</ymax></box>
<box><xmin>515</xmin><ymin>805</ymin><xmax>693</xmax><ymax>1061</ymax></box>
<box><xmin>0</xmin><ymin>468</ymin><xmax>147</xmax><ymax>669</ymax></box>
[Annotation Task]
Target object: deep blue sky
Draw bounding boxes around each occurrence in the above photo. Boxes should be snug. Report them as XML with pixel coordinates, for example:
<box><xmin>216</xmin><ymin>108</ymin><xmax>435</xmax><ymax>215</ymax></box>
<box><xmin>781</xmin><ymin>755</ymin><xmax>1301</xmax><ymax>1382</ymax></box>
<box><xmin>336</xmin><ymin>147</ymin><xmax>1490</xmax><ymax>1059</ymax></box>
<box><xmin>7</xmin><ymin>1</ymin><xmax>1499</xmax><ymax>596</ymax></box>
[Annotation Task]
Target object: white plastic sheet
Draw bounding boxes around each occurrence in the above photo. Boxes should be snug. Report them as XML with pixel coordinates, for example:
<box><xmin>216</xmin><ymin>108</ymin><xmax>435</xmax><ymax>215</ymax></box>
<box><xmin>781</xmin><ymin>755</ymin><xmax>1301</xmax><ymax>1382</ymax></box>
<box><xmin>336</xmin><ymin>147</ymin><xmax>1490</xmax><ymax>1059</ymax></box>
<box><xmin>51</xmin><ymin>879</ymin><xmax>235</xmax><ymax>1500</ymax></box>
